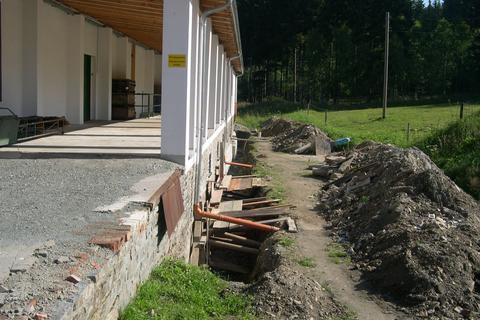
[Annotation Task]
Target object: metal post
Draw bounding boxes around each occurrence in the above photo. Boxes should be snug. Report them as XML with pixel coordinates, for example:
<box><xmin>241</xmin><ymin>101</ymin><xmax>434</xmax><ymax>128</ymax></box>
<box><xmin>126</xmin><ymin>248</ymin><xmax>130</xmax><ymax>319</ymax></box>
<box><xmin>294</xmin><ymin>48</ymin><xmax>297</xmax><ymax>103</ymax></box>
<box><xmin>148</xmin><ymin>94</ymin><xmax>151</xmax><ymax>117</ymax></box>
<box><xmin>382</xmin><ymin>12</ymin><xmax>390</xmax><ymax>119</ymax></box>
<box><xmin>325</xmin><ymin>109</ymin><xmax>328</xmax><ymax>125</ymax></box>
<box><xmin>407</xmin><ymin>123</ymin><xmax>410</xmax><ymax>143</ymax></box>
<box><xmin>460</xmin><ymin>102</ymin><xmax>464</xmax><ymax>119</ymax></box>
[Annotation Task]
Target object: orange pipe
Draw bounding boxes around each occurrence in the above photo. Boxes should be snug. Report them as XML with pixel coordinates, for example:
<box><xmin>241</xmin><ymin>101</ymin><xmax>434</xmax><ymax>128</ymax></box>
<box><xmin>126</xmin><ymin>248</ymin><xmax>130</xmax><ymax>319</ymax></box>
<box><xmin>194</xmin><ymin>204</ymin><xmax>280</xmax><ymax>232</ymax></box>
<box><xmin>225</xmin><ymin>161</ymin><xmax>254</xmax><ymax>169</ymax></box>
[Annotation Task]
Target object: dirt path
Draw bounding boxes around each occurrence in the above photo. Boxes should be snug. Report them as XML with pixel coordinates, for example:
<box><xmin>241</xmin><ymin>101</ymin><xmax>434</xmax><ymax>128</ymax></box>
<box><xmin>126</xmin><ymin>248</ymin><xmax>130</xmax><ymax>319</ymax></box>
<box><xmin>255</xmin><ymin>141</ymin><xmax>405</xmax><ymax>320</ymax></box>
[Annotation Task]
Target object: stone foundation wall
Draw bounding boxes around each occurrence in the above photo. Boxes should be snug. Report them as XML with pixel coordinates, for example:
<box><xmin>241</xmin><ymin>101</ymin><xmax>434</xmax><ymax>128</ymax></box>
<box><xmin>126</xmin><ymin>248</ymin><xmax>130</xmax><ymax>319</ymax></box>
<box><xmin>57</xmin><ymin>119</ymin><xmax>236</xmax><ymax>320</ymax></box>
<box><xmin>58</xmin><ymin>169</ymin><xmax>195</xmax><ymax>320</ymax></box>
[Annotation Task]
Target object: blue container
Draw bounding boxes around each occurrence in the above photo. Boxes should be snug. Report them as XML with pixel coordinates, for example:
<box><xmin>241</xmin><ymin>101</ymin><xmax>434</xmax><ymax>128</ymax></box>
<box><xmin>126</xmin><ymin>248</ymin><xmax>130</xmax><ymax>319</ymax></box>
<box><xmin>334</xmin><ymin>137</ymin><xmax>351</xmax><ymax>147</ymax></box>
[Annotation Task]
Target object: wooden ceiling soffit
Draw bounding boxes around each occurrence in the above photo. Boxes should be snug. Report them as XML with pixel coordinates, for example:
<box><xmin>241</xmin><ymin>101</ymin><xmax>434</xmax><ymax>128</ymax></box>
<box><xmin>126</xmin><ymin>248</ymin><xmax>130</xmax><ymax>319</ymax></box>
<box><xmin>58</xmin><ymin>0</ymin><xmax>163</xmax><ymax>52</ymax></box>
<box><xmin>57</xmin><ymin>0</ymin><xmax>241</xmax><ymax>71</ymax></box>
<box><xmin>200</xmin><ymin>0</ymin><xmax>241</xmax><ymax>71</ymax></box>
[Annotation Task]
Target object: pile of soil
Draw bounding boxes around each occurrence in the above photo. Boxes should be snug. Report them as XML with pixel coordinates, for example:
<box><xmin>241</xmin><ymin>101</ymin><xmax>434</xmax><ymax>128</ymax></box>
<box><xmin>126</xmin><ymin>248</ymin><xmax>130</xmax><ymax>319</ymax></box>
<box><xmin>318</xmin><ymin>141</ymin><xmax>480</xmax><ymax>319</ymax></box>
<box><xmin>260</xmin><ymin>117</ymin><xmax>294</xmax><ymax>137</ymax></box>
<box><xmin>261</xmin><ymin>117</ymin><xmax>331</xmax><ymax>155</ymax></box>
<box><xmin>242</xmin><ymin>233</ymin><xmax>350</xmax><ymax>319</ymax></box>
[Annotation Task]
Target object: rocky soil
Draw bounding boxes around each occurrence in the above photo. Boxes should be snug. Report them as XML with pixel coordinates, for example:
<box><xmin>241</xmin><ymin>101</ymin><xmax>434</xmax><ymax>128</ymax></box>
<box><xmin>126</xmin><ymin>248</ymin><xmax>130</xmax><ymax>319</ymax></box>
<box><xmin>260</xmin><ymin>117</ymin><xmax>331</xmax><ymax>155</ymax></box>
<box><xmin>242</xmin><ymin>233</ymin><xmax>351</xmax><ymax>320</ymax></box>
<box><xmin>317</xmin><ymin>141</ymin><xmax>480</xmax><ymax>319</ymax></box>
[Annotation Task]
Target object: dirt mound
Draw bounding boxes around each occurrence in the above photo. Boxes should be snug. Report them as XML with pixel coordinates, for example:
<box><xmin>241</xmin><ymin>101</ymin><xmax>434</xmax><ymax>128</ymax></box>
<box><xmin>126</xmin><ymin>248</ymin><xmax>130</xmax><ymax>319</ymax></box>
<box><xmin>243</xmin><ymin>233</ymin><xmax>350</xmax><ymax>319</ymax></box>
<box><xmin>234</xmin><ymin>123</ymin><xmax>252</xmax><ymax>140</ymax></box>
<box><xmin>318</xmin><ymin>142</ymin><xmax>480</xmax><ymax>319</ymax></box>
<box><xmin>261</xmin><ymin>118</ymin><xmax>332</xmax><ymax>155</ymax></box>
<box><xmin>260</xmin><ymin>117</ymin><xmax>294</xmax><ymax>137</ymax></box>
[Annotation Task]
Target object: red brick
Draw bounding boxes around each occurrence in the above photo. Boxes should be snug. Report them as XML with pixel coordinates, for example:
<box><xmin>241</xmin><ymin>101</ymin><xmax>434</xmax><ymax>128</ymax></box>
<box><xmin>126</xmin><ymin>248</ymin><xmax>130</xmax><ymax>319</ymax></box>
<box><xmin>35</xmin><ymin>313</ymin><xmax>48</xmax><ymax>320</ymax></box>
<box><xmin>66</xmin><ymin>274</ymin><xmax>81</xmax><ymax>284</ymax></box>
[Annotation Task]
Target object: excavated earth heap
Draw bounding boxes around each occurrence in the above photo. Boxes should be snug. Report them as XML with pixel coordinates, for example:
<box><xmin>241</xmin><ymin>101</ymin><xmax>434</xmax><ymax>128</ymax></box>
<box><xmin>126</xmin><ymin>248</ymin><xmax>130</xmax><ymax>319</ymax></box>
<box><xmin>261</xmin><ymin>117</ymin><xmax>331</xmax><ymax>155</ymax></box>
<box><xmin>318</xmin><ymin>141</ymin><xmax>480</xmax><ymax>319</ymax></box>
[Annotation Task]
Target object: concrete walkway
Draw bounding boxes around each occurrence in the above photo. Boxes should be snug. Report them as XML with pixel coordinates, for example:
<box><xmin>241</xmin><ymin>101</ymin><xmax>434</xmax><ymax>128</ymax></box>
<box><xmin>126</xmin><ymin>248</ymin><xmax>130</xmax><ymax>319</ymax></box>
<box><xmin>0</xmin><ymin>117</ymin><xmax>162</xmax><ymax>158</ymax></box>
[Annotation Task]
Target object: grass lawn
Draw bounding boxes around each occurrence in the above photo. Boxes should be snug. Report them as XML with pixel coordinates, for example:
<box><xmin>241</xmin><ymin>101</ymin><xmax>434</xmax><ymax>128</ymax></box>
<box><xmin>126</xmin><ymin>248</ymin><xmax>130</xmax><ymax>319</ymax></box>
<box><xmin>237</xmin><ymin>99</ymin><xmax>480</xmax><ymax>199</ymax></box>
<box><xmin>121</xmin><ymin>259</ymin><xmax>254</xmax><ymax>320</ymax></box>
<box><xmin>237</xmin><ymin>100</ymin><xmax>479</xmax><ymax>147</ymax></box>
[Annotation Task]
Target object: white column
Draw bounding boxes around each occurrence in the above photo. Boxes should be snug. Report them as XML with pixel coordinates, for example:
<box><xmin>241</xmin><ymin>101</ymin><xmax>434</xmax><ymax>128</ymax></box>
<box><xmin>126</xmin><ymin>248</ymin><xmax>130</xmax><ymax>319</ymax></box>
<box><xmin>161</xmin><ymin>0</ymin><xmax>193</xmax><ymax>165</ymax></box>
<box><xmin>202</xmin><ymin>20</ymin><xmax>213</xmax><ymax>138</ymax></box>
<box><xmin>112</xmin><ymin>36</ymin><xmax>129</xmax><ymax>79</ymax></box>
<box><xmin>231</xmin><ymin>74</ymin><xmax>237</xmax><ymax>117</ymax></box>
<box><xmin>66</xmin><ymin>14</ymin><xmax>85</xmax><ymax>124</ymax></box>
<box><xmin>96</xmin><ymin>27</ymin><xmax>113</xmax><ymax>120</ymax></box>
<box><xmin>22</xmin><ymin>0</ymin><xmax>40</xmax><ymax>117</ymax></box>
<box><xmin>216</xmin><ymin>47</ymin><xmax>225</xmax><ymax>126</ymax></box>
<box><xmin>208</xmin><ymin>35</ymin><xmax>219</xmax><ymax>131</ymax></box>
<box><xmin>145</xmin><ymin>49</ymin><xmax>155</xmax><ymax>94</ymax></box>
<box><xmin>190</xmin><ymin>0</ymin><xmax>200</xmax><ymax>152</ymax></box>
<box><xmin>222</xmin><ymin>58</ymin><xmax>229</xmax><ymax>122</ymax></box>
<box><xmin>225</xmin><ymin>64</ymin><xmax>231</xmax><ymax>120</ymax></box>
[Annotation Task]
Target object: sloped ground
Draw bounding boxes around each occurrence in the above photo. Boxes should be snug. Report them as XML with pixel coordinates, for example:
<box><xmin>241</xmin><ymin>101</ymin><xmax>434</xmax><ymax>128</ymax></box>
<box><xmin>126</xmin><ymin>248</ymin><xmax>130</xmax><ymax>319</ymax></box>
<box><xmin>318</xmin><ymin>142</ymin><xmax>480</xmax><ymax>319</ymax></box>
<box><xmin>261</xmin><ymin>117</ymin><xmax>331</xmax><ymax>155</ymax></box>
<box><xmin>244</xmin><ymin>233</ymin><xmax>351</xmax><ymax>320</ymax></box>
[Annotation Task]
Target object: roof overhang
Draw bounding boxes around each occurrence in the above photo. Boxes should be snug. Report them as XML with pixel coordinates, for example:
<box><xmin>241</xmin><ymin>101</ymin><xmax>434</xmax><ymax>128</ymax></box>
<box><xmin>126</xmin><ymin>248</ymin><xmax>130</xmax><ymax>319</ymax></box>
<box><xmin>55</xmin><ymin>0</ymin><xmax>243</xmax><ymax>73</ymax></box>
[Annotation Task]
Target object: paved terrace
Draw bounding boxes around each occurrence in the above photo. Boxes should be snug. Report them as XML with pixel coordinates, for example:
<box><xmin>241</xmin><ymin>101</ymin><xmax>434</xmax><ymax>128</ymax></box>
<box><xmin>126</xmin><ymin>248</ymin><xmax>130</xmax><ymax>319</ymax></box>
<box><xmin>0</xmin><ymin>117</ymin><xmax>162</xmax><ymax>158</ymax></box>
<box><xmin>0</xmin><ymin>117</ymin><xmax>179</xmax><ymax>318</ymax></box>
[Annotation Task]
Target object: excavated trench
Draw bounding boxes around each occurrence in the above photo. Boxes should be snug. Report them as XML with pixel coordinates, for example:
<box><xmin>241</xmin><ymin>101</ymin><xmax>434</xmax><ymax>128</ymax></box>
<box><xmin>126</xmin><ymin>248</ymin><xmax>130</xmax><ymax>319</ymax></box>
<box><xmin>208</xmin><ymin>138</ymin><xmax>273</xmax><ymax>281</ymax></box>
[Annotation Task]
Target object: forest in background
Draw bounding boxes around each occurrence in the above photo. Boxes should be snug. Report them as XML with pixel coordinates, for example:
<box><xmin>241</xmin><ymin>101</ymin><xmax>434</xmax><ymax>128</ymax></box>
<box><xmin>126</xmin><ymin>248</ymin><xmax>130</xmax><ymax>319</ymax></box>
<box><xmin>237</xmin><ymin>0</ymin><xmax>480</xmax><ymax>105</ymax></box>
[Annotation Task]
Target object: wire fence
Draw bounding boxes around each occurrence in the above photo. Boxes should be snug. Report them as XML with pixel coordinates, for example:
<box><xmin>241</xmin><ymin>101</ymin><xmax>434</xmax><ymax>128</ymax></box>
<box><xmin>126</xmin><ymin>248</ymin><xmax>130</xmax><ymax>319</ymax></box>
<box><xmin>313</xmin><ymin>101</ymin><xmax>480</xmax><ymax>147</ymax></box>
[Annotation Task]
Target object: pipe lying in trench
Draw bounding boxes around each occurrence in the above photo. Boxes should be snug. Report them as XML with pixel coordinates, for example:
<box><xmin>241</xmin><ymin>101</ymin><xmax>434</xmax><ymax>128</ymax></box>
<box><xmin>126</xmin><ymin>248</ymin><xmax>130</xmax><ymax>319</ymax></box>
<box><xmin>193</xmin><ymin>204</ymin><xmax>280</xmax><ymax>233</ymax></box>
<box><xmin>225</xmin><ymin>161</ymin><xmax>254</xmax><ymax>169</ymax></box>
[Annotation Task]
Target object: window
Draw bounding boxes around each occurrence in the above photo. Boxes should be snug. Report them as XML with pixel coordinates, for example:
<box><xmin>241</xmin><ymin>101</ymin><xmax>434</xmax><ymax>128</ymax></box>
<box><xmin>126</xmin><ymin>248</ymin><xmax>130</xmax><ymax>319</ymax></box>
<box><xmin>157</xmin><ymin>199</ymin><xmax>167</xmax><ymax>245</ymax></box>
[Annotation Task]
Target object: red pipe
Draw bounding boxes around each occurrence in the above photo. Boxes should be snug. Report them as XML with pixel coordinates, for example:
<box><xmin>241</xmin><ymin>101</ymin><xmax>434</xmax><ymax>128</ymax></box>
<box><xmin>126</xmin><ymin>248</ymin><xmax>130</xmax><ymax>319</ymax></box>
<box><xmin>194</xmin><ymin>204</ymin><xmax>280</xmax><ymax>232</ymax></box>
<box><xmin>225</xmin><ymin>161</ymin><xmax>254</xmax><ymax>169</ymax></box>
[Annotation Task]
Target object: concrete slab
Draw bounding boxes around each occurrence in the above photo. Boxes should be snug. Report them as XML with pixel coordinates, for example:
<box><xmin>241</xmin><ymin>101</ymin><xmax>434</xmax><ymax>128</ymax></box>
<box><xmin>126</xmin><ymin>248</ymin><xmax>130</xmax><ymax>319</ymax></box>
<box><xmin>0</xmin><ymin>148</ymin><xmax>180</xmax><ymax>318</ymax></box>
<box><xmin>0</xmin><ymin>117</ymin><xmax>162</xmax><ymax>158</ymax></box>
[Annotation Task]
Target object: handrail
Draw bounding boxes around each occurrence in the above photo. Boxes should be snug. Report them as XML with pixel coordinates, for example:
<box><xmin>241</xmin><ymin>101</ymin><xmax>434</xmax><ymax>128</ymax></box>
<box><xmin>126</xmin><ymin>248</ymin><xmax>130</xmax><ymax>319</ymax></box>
<box><xmin>0</xmin><ymin>107</ymin><xmax>19</xmax><ymax>119</ymax></box>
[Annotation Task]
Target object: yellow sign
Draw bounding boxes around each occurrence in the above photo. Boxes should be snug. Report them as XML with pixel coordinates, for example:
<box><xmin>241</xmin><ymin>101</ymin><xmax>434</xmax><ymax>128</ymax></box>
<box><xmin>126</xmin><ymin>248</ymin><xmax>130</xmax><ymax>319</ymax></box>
<box><xmin>168</xmin><ymin>54</ymin><xmax>187</xmax><ymax>68</ymax></box>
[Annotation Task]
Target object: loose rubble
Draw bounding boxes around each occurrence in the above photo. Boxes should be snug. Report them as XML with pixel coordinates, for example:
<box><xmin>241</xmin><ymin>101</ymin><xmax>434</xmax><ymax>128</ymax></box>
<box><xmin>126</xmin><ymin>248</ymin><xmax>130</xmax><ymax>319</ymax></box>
<box><xmin>317</xmin><ymin>141</ymin><xmax>480</xmax><ymax>319</ymax></box>
<box><xmin>243</xmin><ymin>233</ymin><xmax>350</xmax><ymax>319</ymax></box>
<box><xmin>261</xmin><ymin>117</ymin><xmax>332</xmax><ymax>155</ymax></box>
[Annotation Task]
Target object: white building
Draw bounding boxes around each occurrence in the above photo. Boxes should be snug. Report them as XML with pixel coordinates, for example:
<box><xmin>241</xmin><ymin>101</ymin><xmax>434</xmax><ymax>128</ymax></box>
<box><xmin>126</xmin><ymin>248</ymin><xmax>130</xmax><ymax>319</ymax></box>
<box><xmin>0</xmin><ymin>0</ymin><xmax>243</xmax><ymax>168</ymax></box>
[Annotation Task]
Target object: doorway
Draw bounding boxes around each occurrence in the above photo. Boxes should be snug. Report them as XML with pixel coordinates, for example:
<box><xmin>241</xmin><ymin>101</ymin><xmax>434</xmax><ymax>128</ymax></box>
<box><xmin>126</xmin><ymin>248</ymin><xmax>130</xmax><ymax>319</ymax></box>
<box><xmin>84</xmin><ymin>55</ymin><xmax>92</xmax><ymax>122</ymax></box>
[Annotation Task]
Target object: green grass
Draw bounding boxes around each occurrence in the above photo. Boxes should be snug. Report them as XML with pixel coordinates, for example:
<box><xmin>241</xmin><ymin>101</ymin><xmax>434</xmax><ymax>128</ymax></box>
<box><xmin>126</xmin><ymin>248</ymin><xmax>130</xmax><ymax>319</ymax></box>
<box><xmin>297</xmin><ymin>257</ymin><xmax>317</xmax><ymax>268</ymax></box>
<box><xmin>237</xmin><ymin>100</ymin><xmax>479</xmax><ymax>147</ymax></box>
<box><xmin>120</xmin><ymin>259</ymin><xmax>254</xmax><ymax>320</ymax></box>
<box><xmin>420</xmin><ymin>112</ymin><xmax>480</xmax><ymax>199</ymax></box>
<box><xmin>238</xmin><ymin>99</ymin><xmax>480</xmax><ymax>199</ymax></box>
<box><xmin>329</xmin><ymin>311</ymin><xmax>358</xmax><ymax>320</ymax></box>
<box><xmin>278</xmin><ymin>237</ymin><xmax>295</xmax><ymax>248</ymax></box>
<box><xmin>253</xmin><ymin>156</ymin><xmax>286</xmax><ymax>200</ymax></box>
<box><xmin>327</xmin><ymin>243</ymin><xmax>351</xmax><ymax>265</ymax></box>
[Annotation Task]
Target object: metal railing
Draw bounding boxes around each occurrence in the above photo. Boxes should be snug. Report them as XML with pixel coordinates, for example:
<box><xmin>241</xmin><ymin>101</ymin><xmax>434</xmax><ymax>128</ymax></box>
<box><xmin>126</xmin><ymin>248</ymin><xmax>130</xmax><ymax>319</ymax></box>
<box><xmin>17</xmin><ymin>117</ymin><xmax>65</xmax><ymax>141</ymax></box>
<box><xmin>134</xmin><ymin>93</ymin><xmax>161</xmax><ymax>118</ymax></box>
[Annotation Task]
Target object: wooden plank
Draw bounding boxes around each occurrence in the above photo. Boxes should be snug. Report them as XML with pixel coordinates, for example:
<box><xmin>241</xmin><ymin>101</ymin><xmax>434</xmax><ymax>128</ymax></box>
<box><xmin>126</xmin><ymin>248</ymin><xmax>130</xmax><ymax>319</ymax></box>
<box><xmin>242</xmin><ymin>199</ymin><xmax>281</xmax><ymax>208</ymax></box>
<box><xmin>218</xmin><ymin>200</ymin><xmax>243</xmax><ymax>212</ymax></box>
<box><xmin>209</xmin><ymin>258</ymin><xmax>250</xmax><ymax>274</ymax></box>
<box><xmin>249</xmin><ymin>204</ymin><xmax>294</xmax><ymax>211</ymax></box>
<box><xmin>210</xmin><ymin>189</ymin><xmax>224</xmax><ymax>205</ymax></box>
<box><xmin>223</xmin><ymin>232</ymin><xmax>261</xmax><ymax>248</ymax></box>
<box><xmin>225</xmin><ymin>210</ymin><xmax>290</xmax><ymax>219</ymax></box>
<box><xmin>228</xmin><ymin>177</ymin><xmax>253</xmax><ymax>191</ymax></box>
<box><xmin>209</xmin><ymin>239</ymin><xmax>259</xmax><ymax>255</ymax></box>
<box><xmin>228</xmin><ymin>217</ymin><xmax>288</xmax><ymax>231</ymax></box>
<box><xmin>219</xmin><ymin>175</ymin><xmax>232</xmax><ymax>189</ymax></box>
<box><xmin>242</xmin><ymin>197</ymin><xmax>267</xmax><ymax>203</ymax></box>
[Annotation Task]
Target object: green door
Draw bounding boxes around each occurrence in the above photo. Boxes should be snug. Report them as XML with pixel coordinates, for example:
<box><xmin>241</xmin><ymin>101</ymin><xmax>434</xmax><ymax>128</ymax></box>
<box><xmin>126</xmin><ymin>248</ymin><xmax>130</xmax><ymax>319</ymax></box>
<box><xmin>84</xmin><ymin>55</ymin><xmax>92</xmax><ymax>122</ymax></box>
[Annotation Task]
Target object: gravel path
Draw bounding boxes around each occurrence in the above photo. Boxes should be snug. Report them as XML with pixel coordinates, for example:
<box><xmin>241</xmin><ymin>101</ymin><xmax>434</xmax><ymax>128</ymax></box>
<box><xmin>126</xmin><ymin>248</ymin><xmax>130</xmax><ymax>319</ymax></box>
<box><xmin>0</xmin><ymin>157</ymin><xmax>176</xmax><ymax>281</ymax></box>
